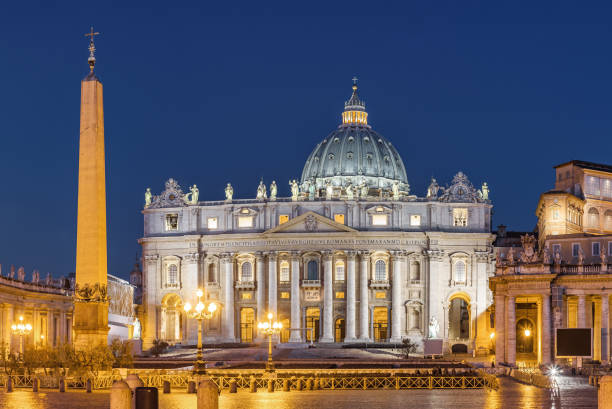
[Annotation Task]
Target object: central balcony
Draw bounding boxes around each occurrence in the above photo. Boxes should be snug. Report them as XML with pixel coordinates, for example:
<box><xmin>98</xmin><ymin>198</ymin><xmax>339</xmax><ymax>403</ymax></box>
<box><xmin>235</xmin><ymin>280</ymin><xmax>256</xmax><ymax>290</ymax></box>
<box><xmin>301</xmin><ymin>279</ymin><xmax>321</xmax><ymax>288</ymax></box>
<box><xmin>369</xmin><ymin>279</ymin><xmax>390</xmax><ymax>289</ymax></box>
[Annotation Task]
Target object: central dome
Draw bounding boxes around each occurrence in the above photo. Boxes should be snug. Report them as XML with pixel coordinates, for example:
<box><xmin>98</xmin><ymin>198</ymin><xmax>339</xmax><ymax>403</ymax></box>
<box><xmin>300</xmin><ymin>81</ymin><xmax>409</xmax><ymax>194</ymax></box>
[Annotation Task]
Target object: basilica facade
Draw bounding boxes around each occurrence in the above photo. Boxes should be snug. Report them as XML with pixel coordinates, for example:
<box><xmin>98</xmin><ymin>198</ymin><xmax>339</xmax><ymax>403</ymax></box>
<box><xmin>139</xmin><ymin>83</ymin><xmax>495</xmax><ymax>353</ymax></box>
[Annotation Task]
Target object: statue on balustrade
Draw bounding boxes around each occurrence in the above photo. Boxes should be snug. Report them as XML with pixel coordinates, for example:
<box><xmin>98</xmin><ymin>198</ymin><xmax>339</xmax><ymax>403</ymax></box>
<box><xmin>32</xmin><ymin>270</ymin><xmax>40</xmax><ymax>284</ymax></box>
<box><xmin>184</xmin><ymin>184</ymin><xmax>199</xmax><ymax>205</ymax></box>
<box><xmin>325</xmin><ymin>181</ymin><xmax>333</xmax><ymax>200</ymax></box>
<box><xmin>270</xmin><ymin>181</ymin><xmax>277</xmax><ymax>201</ymax></box>
<box><xmin>9</xmin><ymin>265</ymin><xmax>15</xmax><ymax>279</ymax></box>
<box><xmin>17</xmin><ymin>267</ymin><xmax>25</xmax><ymax>281</ymax></box>
<box><xmin>308</xmin><ymin>179</ymin><xmax>315</xmax><ymax>200</ymax></box>
<box><xmin>426</xmin><ymin>177</ymin><xmax>439</xmax><ymax>199</ymax></box>
<box><xmin>290</xmin><ymin>179</ymin><xmax>300</xmax><ymax>201</ymax></box>
<box><xmin>225</xmin><ymin>183</ymin><xmax>234</xmax><ymax>202</ymax></box>
<box><xmin>256</xmin><ymin>180</ymin><xmax>267</xmax><ymax>201</ymax></box>
<box><xmin>346</xmin><ymin>181</ymin><xmax>354</xmax><ymax>200</ymax></box>
<box><xmin>392</xmin><ymin>181</ymin><xmax>400</xmax><ymax>200</ymax></box>
<box><xmin>144</xmin><ymin>188</ymin><xmax>152</xmax><ymax>208</ymax></box>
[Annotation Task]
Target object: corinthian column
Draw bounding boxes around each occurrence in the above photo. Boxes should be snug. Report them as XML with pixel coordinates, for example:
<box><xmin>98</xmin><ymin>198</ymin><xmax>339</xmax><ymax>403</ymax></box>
<box><xmin>223</xmin><ymin>254</ymin><xmax>235</xmax><ymax>342</ymax></box>
<box><xmin>321</xmin><ymin>252</ymin><xmax>334</xmax><ymax>342</ymax></box>
<box><xmin>390</xmin><ymin>252</ymin><xmax>404</xmax><ymax>342</ymax></box>
<box><xmin>359</xmin><ymin>252</ymin><xmax>371</xmax><ymax>341</ymax></box>
<box><xmin>506</xmin><ymin>296</ymin><xmax>516</xmax><ymax>366</ymax></box>
<box><xmin>255</xmin><ymin>253</ymin><xmax>265</xmax><ymax>324</ymax></box>
<box><xmin>494</xmin><ymin>294</ymin><xmax>505</xmax><ymax>365</ymax></box>
<box><xmin>602</xmin><ymin>294</ymin><xmax>609</xmax><ymax>364</ymax></box>
<box><xmin>578</xmin><ymin>295</ymin><xmax>587</xmax><ymax>328</ymax></box>
<box><xmin>267</xmin><ymin>252</ymin><xmax>277</xmax><ymax>318</ymax></box>
<box><xmin>541</xmin><ymin>293</ymin><xmax>552</xmax><ymax>365</ymax></box>
<box><xmin>289</xmin><ymin>253</ymin><xmax>302</xmax><ymax>342</ymax></box>
<box><xmin>345</xmin><ymin>251</ymin><xmax>357</xmax><ymax>342</ymax></box>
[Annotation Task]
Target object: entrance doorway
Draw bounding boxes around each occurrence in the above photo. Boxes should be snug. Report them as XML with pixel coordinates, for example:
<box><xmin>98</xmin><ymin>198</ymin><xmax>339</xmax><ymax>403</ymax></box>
<box><xmin>516</xmin><ymin>318</ymin><xmax>534</xmax><ymax>353</ymax></box>
<box><xmin>449</xmin><ymin>298</ymin><xmax>470</xmax><ymax>339</ymax></box>
<box><xmin>335</xmin><ymin>318</ymin><xmax>345</xmax><ymax>342</ymax></box>
<box><xmin>306</xmin><ymin>308</ymin><xmax>320</xmax><ymax>342</ymax></box>
<box><xmin>373</xmin><ymin>307</ymin><xmax>388</xmax><ymax>342</ymax></box>
<box><xmin>280</xmin><ymin>318</ymin><xmax>290</xmax><ymax>343</ymax></box>
<box><xmin>240</xmin><ymin>308</ymin><xmax>254</xmax><ymax>343</ymax></box>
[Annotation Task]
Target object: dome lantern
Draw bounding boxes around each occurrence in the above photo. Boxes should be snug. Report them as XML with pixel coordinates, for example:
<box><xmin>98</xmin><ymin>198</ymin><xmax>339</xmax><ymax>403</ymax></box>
<box><xmin>342</xmin><ymin>77</ymin><xmax>368</xmax><ymax>126</ymax></box>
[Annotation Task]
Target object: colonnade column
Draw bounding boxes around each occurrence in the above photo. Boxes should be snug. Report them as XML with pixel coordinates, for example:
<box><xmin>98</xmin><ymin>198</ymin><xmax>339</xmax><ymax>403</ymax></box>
<box><xmin>359</xmin><ymin>252</ymin><xmax>371</xmax><ymax>341</ymax></box>
<box><xmin>578</xmin><ymin>295</ymin><xmax>587</xmax><ymax>328</ymax></box>
<box><xmin>602</xmin><ymin>294</ymin><xmax>610</xmax><ymax>364</ymax></box>
<box><xmin>289</xmin><ymin>253</ymin><xmax>302</xmax><ymax>342</ymax></box>
<box><xmin>541</xmin><ymin>293</ymin><xmax>552</xmax><ymax>365</ymax></box>
<box><xmin>506</xmin><ymin>296</ymin><xmax>516</xmax><ymax>366</ymax></box>
<box><xmin>494</xmin><ymin>294</ymin><xmax>505</xmax><ymax>365</ymax></box>
<box><xmin>223</xmin><ymin>254</ymin><xmax>235</xmax><ymax>342</ymax></box>
<box><xmin>390</xmin><ymin>252</ymin><xmax>403</xmax><ymax>342</ymax></box>
<box><xmin>268</xmin><ymin>253</ymin><xmax>278</xmax><ymax>318</ymax></box>
<box><xmin>255</xmin><ymin>253</ymin><xmax>265</xmax><ymax>325</ymax></box>
<box><xmin>321</xmin><ymin>251</ymin><xmax>334</xmax><ymax>342</ymax></box>
<box><xmin>345</xmin><ymin>251</ymin><xmax>357</xmax><ymax>342</ymax></box>
<box><xmin>3</xmin><ymin>304</ymin><xmax>13</xmax><ymax>352</ymax></box>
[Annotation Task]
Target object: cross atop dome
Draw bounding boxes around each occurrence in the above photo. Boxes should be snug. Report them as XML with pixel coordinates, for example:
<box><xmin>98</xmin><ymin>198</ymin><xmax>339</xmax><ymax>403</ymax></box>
<box><xmin>343</xmin><ymin>77</ymin><xmax>367</xmax><ymax>125</ymax></box>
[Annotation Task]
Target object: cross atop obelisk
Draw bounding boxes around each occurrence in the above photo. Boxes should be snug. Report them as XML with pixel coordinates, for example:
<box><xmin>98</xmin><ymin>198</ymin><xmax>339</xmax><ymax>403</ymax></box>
<box><xmin>84</xmin><ymin>26</ymin><xmax>100</xmax><ymax>71</ymax></box>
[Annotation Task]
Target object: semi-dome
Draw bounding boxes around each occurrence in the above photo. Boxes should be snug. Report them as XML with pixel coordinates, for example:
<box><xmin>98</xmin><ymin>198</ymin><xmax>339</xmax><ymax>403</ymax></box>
<box><xmin>300</xmin><ymin>81</ymin><xmax>409</xmax><ymax>195</ymax></box>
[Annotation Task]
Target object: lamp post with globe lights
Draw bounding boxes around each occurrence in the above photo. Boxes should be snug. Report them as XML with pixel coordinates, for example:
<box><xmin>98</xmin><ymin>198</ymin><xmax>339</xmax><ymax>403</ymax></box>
<box><xmin>11</xmin><ymin>316</ymin><xmax>32</xmax><ymax>354</ymax></box>
<box><xmin>183</xmin><ymin>289</ymin><xmax>217</xmax><ymax>375</ymax></box>
<box><xmin>258</xmin><ymin>313</ymin><xmax>282</xmax><ymax>372</ymax></box>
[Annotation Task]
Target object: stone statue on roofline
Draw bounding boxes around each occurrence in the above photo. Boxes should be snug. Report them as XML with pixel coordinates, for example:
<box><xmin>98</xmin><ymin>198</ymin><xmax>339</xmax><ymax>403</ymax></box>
<box><xmin>32</xmin><ymin>270</ymin><xmax>40</xmax><ymax>284</ymax></box>
<box><xmin>144</xmin><ymin>188</ymin><xmax>152</xmax><ymax>208</ymax></box>
<box><xmin>45</xmin><ymin>272</ymin><xmax>52</xmax><ymax>286</ymax></box>
<box><xmin>426</xmin><ymin>177</ymin><xmax>439</xmax><ymax>199</ymax></box>
<box><xmin>542</xmin><ymin>247</ymin><xmax>551</xmax><ymax>265</ymax></box>
<box><xmin>256</xmin><ymin>180</ymin><xmax>267</xmax><ymax>201</ymax></box>
<box><xmin>506</xmin><ymin>248</ymin><xmax>515</xmax><ymax>265</ymax></box>
<box><xmin>9</xmin><ymin>265</ymin><xmax>15</xmax><ymax>279</ymax></box>
<box><xmin>270</xmin><ymin>181</ymin><xmax>277</xmax><ymax>201</ymax></box>
<box><xmin>308</xmin><ymin>179</ymin><xmax>315</xmax><ymax>200</ymax></box>
<box><xmin>290</xmin><ymin>180</ymin><xmax>299</xmax><ymax>201</ymax></box>
<box><xmin>346</xmin><ymin>181</ymin><xmax>354</xmax><ymax>200</ymax></box>
<box><xmin>578</xmin><ymin>247</ymin><xmax>585</xmax><ymax>265</ymax></box>
<box><xmin>325</xmin><ymin>180</ymin><xmax>333</xmax><ymax>200</ymax></box>
<box><xmin>225</xmin><ymin>183</ymin><xmax>233</xmax><ymax>202</ymax></box>
<box><xmin>359</xmin><ymin>179</ymin><xmax>368</xmax><ymax>198</ymax></box>
<box><xmin>392</xmin><ymin>181</ymin><xmax>400</xmax><ymax>200</ymax></box>
<box><xmin>184</xmin><ymin>184</ymin><xmax>199</xmax><ymax>205</ymax></box>
<box><xmin>17</xmin><ymin>267</ymin><xmax>25</xmax><ymax>281</ymax></box>
<box><xmin>480</xmin><ymin>182</ymin><xmax>490</xmax><ymax>201</ymax></box>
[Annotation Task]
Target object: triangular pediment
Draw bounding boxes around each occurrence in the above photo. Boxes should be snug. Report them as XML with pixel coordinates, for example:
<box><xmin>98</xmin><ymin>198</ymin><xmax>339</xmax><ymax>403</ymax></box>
<box><xmin>264</xmin><ymin>211</ymin><xmax>357</xmax><ymax>234</ymax></box>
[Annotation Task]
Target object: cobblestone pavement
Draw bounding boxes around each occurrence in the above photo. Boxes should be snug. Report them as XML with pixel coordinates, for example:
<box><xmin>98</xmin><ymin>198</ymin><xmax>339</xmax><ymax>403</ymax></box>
<box><xmin>0</xmin><ymin>377</ymin><xmax>597</xmax><ymax>409</ymax></box>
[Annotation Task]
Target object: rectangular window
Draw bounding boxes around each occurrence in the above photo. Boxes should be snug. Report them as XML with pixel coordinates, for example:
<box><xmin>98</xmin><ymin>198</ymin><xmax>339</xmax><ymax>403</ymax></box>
<box><xmin>279</xmin><ymin>214</ymin><xmax>289</xmax><ymax>224</ymax></box>
<box><xmin>334</xmin><ymin>214</ymin><xmax>345</xmax><ymax>224</ymax></box>
<box><xmin>238</xmin><ymin>216</ymin><xmax>253</xmax><ymax>228</ymax></box>
<box><xmin>593</xmin><ymin>242</ymin><xmax>601</xmax><ymax>256</ymax></box>
<box><xmin>165</xmin><ymin>214</ymin><xmax>178</xmax><ymax>231</ymax></box>
<box><xmin>241</xmin><ymin>292</ymin><xmax>253</xmax><ymax>300</ymax></box>
<box><xmin>552</xmin><ymin>244</ymin><xmax>561</xmax><ymax>255</ymax></box>
<box><xmin>609</xmin><ymin>242</ymin><xmax>612</xmax><ymax>258</ymax></box>
<box><xmin>603</xmin><ymin>179</ymin><xmax>612</xmax><ymax>198</ymax></box>
<box><xmin>375</xmin><ymin>291</ymin><xmax>386</xmax><ymax>299</ymax></box>
<box><xmin>585</xmin><ymin>175</ymin><xmax>601</xmax><ymax>196</ymax></box>
<box><xmin>410</xmin><ymin>215</ymin><xmax>421</xmax><ymax>226</ymax></box>
<box><xmin>280</xmin><ymin>265</ymin><xmax>290</xmax><ymax>283</ymax></box>
<box><xmin>280</xmin><ymin>292</ymin><xmax>290</xmax><ymax>299</ymax></box>
<box><xmin>552</xmin><ymin>209</ymin><xmax>560</xmax><ymax>220</ymax></box>
<box><xmin>453</xmin><ymin>208</ymin><xmax>468</xmax><ymax>227</ymax></box>
<box><xmin>207</xmin><ymin>217</ymin><xmax>218</xmax><ymax>229</ymax></box>
<box><xmin>572</xmin><ymin>243</ymin><xmax>580</xmax><ymax>257</ymax></box>
<box><xmin>335</xmin><ymin>291</ymin><xmax>345</xmax><ymax>299</ymax></box>
<box><xmin>372</xmin><ymin>214</ymin><xmax>388</xmax><ymax>226</ymax></box>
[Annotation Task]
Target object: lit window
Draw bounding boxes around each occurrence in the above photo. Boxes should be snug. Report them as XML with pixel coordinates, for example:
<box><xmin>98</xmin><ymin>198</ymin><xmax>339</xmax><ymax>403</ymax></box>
<box><xmin>372</xmin><ymin>214</ymin><xmax>388</xmax><ymax>226</ymax></box>
<box><xmin>165</xmin><ymin>214</ymin><xmax>178</xmax><ymax>231</ymax></box>
<box><xmin>279</xmin><ymin>215</ymin><xmax>289</xmax><ymax>224</ymax></box>
<box><xmin>280</xmin><ymin>292</ymin><xmax>290</xmax><ymax>299</ymax></box>
<box><xmin>552</xmin><ymin>209</ymin><xmax>560</xmax><ymax>220</ymax></box>
<box><xmin>375</xmin><ymin>291</ymin><xmax>386</xmax><ymax>299</ymax></box>
<box><xmin>168</xmin><ymin>264</ymin><xmax>178</xmax><ymax>284</ymax></box>
<box><xmin>279</xmin><ymin>261</ymin><xmax>290</xmax><ymax>282</ymax></box>
<box><xmin>593</xmin><ymin>242</ymin><xmax>601</xmax><ymax>256</ymax></box>
<box><xmin>588</xmin><ymin>208</ymin><xmax>600</xmax><ymax>228</ymax></box>
<box><xmin>335</xmin><ymin>262</ymin><xmax>345</xmax><ymax>282</ymax></box>
<box><xmin>207</xmin><ymin>217</ymin><xmax>218</xmax><ymax>229</ymax></box>
<box><xmin>335</xmin><ymin>291</ymin><xmax>345</xmax><ymax>299</ymax></box>
<box><xmin>238</xmin><ymin>216</ymin><xmax>253</xmax><ymax>228</ymax></box>
<box><xmin>241</xmin><ymin>262</ymin><xmax>253</xmax><ymax>281</ymax></box>
<box><xmin>453</xmin><ymin>208</ymin><xmax>468</xmax><ymax>227</ymax></box>
<box><xmin>334</xmin><ymin>214</ymin><xmax>345</xmax><ymax>224</ymax></box>
<box><xmin>572</xmin><ymin>243</ymin><xmax>580</xmax><ymax>257</ymax></box>
<box><xmin>585</xmin><ymin>176</ymin><xmax>601</xmax><ymax>196</ymax></box>
<box><xmin>602</xmin><ymin>179</ymin><xmax>612</xmax><ymax>198</ymax></box>
<box><xmin>241</xmin><ymin>292</ymin><xmax>252</xmax><ymax>300</ymax></box>
<box><xmin>410</xmin><ymin>215</ymin><xmax>421</xmax><ymax>226</ymax></box>
<box><xmin>454</xmin><ymin>261</ymin><xmax>466</xmax><ymax>283</ymax></box>
<box><xmin>374</xmin><ymin>260</ymin><xmax>387</xmax><ymax>281</ymax></box>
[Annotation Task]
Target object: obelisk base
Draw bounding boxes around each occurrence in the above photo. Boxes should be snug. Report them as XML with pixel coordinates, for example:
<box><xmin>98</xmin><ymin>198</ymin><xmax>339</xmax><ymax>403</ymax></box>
<box><xmin>73</xmin><ymin>302</ymin><xmax>109</xmax><ymax>349</ymax></box>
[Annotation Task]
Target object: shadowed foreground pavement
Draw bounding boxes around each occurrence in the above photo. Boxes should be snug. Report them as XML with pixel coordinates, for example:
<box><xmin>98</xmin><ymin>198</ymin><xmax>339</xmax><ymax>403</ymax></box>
<box><xmin>0</xmin><ymin>377</ymin><xmax>597</xmax><ymax>409</ymax></box>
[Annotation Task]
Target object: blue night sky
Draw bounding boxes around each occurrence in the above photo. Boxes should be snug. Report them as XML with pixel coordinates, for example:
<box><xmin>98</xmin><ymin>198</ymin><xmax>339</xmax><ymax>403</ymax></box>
<box><xmin>0</xmin><ymin>1</ymin><xmax>611</xmax><ymax>280</ymax></box>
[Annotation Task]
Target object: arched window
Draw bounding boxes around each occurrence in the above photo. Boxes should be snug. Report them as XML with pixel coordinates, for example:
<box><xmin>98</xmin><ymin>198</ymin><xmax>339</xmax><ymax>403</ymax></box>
<box><xmin>241</xmin><ymin>262</ymin><xmax>253</xmax><ymax>281</ymax></box>
<box><xmin>168</xmin><ymin>264</ymin><xmax>178</xmax><ymax>285</ymax></box>
<box><xmin>335</xmin><ymin>261</ymin><xmax>345</xmax><ymax>282</ymax></box>
<box><xmin>279</xmin><ymin>261</ymin><xmax>290</xmax><ymax>283</ymax></box>
<box><xmin>307</xmin><ymin>260</ymin><xmax>319</xmax><ymax>280</ymax></box>
<box><xmin>605</xmin><ymin>211</ymin><xmax>612</xmax><ymax>231</ymax></box>
<box><xmin>454</xmin><ymin>261</ymin><xmax>466</xmax><ymax>283</ymax></box>
<box><xmin>207</xmin><ymin>264</ymin><xmax>215</xmax><ymax>284</ymax></box>
<box><xmin>589</xmin><ymin>208</ymin><xmax>600</xmax><ymax>228</ymax></box>
<box><xmin>375</xmin><ymin>260</ymin><xmax>387</xmax><ymax>281</ymax></box>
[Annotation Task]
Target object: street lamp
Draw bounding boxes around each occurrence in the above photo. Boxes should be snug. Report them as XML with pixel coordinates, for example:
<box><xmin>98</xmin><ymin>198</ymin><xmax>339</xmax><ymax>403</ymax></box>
<box><xmin>11</xmin><ymin>316</ymin><xmax>32</xmax><ymax>354</ymax></box>
<box><xmin>184</xmin><ymin>289</ymin><xmax>217</xmax><ymax>375</ymax></box>
<box><xmin>257</xmin><ymin>313</ymin><xmax>282</xmax><ymax>372</ymax></box>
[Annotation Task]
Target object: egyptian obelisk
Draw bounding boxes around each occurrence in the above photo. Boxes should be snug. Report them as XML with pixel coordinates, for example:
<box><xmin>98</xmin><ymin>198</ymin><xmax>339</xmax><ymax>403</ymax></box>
<box><xmin>73</xmin><ymin>27</ymin><xmax>109</xmax><ymax>348</ymax></box>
